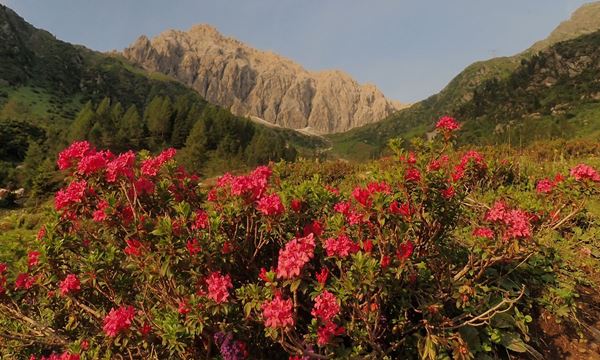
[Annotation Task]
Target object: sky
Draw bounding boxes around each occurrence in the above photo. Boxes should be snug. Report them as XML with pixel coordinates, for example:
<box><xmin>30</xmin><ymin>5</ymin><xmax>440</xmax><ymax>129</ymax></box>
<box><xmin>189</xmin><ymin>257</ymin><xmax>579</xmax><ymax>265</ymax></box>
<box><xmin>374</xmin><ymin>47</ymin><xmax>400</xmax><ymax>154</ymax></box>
<box><xmin>0</xmin><ymin>0</ymin><xmax>593</xmax><ymax>102</ymax></box>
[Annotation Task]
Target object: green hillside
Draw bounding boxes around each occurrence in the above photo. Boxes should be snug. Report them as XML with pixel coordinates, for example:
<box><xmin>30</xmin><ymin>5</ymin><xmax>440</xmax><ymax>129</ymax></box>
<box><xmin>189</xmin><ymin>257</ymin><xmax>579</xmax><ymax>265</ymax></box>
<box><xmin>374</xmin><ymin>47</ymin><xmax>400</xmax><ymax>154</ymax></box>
<box><xmin>0</xmin><ymin>5</ymin><xmax>323</xmax><ymax>192</ymax></box>
<box><xmin>329</xmin><ymin>2</ymin><xmax>600</xmax><ymax>160</ymax></box>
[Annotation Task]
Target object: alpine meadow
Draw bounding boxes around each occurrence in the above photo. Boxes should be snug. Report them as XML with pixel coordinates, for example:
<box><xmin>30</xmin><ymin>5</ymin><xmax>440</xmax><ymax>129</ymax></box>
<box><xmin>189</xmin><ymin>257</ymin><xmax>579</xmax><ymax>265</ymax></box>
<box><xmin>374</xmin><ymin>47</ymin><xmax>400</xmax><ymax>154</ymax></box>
<box><xmin>1</xmin><ymin>2</ymin><xmax>600</xmax><ymax>359</ymax></box>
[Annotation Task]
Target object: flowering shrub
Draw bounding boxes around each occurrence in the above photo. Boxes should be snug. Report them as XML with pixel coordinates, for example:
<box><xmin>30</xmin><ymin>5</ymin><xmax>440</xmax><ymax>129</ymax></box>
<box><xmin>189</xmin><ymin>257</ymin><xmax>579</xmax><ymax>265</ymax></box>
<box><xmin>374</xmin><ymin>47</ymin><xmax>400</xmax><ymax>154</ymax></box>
<box><xmin>0</xmin><ymin>118</ymin><xmax>598</xmax><ymax>359</ymax></box>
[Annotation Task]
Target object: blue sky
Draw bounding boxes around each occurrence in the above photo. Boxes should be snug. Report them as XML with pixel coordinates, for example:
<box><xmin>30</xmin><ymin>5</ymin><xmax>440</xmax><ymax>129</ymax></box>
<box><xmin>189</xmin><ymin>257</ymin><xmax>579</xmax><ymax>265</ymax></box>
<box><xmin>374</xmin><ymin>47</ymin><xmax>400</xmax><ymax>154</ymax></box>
<box><xmin>0</xmin><ymin>0</ymin><xmax>592</xmax><ymax>102</ymax></box>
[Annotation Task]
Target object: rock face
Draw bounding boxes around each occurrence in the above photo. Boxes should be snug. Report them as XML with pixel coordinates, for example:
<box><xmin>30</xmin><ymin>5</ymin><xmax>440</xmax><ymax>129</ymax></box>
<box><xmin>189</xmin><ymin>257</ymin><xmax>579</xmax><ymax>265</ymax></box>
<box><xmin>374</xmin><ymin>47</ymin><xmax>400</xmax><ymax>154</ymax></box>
<box><xmin>122</xmin><ymin>25</ymin><xmax>401</xmax><ymax>134</ymax></box>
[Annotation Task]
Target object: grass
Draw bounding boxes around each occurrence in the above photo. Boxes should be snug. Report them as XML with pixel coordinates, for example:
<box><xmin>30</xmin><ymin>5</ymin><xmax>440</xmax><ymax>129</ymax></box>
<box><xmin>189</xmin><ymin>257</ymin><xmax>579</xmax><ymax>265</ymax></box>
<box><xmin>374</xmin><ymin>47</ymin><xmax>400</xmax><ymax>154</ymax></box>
<box><xmin>0</xmin><ymin>205</ymin><xmax>51</xmax><ymax>264</ymax></box>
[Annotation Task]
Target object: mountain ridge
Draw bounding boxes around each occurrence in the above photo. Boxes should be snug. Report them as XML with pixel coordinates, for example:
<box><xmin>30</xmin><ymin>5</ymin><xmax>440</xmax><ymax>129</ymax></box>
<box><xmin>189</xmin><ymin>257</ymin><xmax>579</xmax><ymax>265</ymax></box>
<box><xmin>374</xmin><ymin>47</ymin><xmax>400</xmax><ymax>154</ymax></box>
<box><xmin>122</xmin><ymin>24</ymin><xmax>404</xmax><ymax>134</ymax></box>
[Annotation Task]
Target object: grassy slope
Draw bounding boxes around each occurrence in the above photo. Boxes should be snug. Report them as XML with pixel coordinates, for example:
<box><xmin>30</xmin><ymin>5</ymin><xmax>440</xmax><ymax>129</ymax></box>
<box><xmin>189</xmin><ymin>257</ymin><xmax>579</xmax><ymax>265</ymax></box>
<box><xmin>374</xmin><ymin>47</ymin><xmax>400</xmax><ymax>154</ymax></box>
<box><xmin>328</xmin><ymin>2</ymin><xmax>600</xmax><ymax>161</ymax></box>
<box><xmin>0</xmin><ymin>5</ymin><xmax>324</xmax><ymax>161</ymax></box>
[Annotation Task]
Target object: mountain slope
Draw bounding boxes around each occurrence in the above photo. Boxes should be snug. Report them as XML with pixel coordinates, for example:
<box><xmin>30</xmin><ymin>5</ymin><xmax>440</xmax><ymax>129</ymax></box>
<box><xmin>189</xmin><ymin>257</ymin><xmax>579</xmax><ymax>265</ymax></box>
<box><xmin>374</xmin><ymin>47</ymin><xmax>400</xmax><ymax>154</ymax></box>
<box><xmin>328</xmin><ymin>1</ymin><xmax>600</xmax><ymax>160</ymax></box>
<box><xmin>122</xmin><ymin>25</ymin><xmax>402</xmax><ymax>134</ymax></box>
<box><xmin>0</xmin><ymin>5</ymin><xmax>323</xmax><ymax>189</ymax></box>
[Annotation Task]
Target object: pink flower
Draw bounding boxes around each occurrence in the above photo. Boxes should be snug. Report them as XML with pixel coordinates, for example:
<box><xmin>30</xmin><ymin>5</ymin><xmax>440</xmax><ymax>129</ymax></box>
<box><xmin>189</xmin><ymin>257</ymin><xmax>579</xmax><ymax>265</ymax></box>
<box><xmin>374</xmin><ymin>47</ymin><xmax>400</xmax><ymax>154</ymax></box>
<box><xmin>141</xmin><ymin>148</ymin><xmax>176</xmax><ymax>176</ymax></box>
<box><xmin>28</xmin><ymin>251</ymin><xmax>40</xmax><ymax>268</ymax></box>
<box><xmin>134</xmin><ymin>177</ymin><xmax>155</xmax><ymax>195</ymax></box>
<box><xmin>570</xmin><ymin>164</ymin><xmax>600</xmax><ymax>182</ymax></box>
<box><xmin>363</xmin><ymin>239</ymin><xmax>374</xmax><ymax>253</ymax></box>
<box><xmin>140</xmin><ymin>322</ymin><xmax>152</xmax><ymax>336</ymax></box>
<box><xmin>206</xmin><ymin>272</ymin><xmax>233</xmax><ymax>303</ymax></box>
<box><xmin>178</xmin><ymin>299</ymin><xmax>190</xmax><ymax>315</ymax></box>
<box><xmin>311</xmin><ymin>291</ymin><xmax>340</xmax><ymax>321</ymax></box>
<box><xmin>106</xmin><ymin>151</ymin><xmax>135</xmax><ymax>182</ymax></box>
<box><xmin>435</xmin><ymin>116</ymin><xmax>461</xmax><ymax>132</ymax></box>
<box><xmin>334</xmin><ymin>201</ymin><xmax>351</xmax><ymax>214</ymax></box>
<box><xmin>59</xmin><ymin>274</ymin><xmax>81</xmax><ymax>295</ymax></box>
<box><xmin>15</xmin><ymin>273</ymin><xmax>36</xmax><ymax>290</ymax></box>
<box><xmin>37</xmin><ymin>226</ymin><xmax>46</xmax><ymax>241</ymax></box>
<box><xmin>485</xmin><ymin>201</ymin><xmax>508</xmax><ymax>222</ymax></box>
<box><xmin>427</xmin><ymin>155</ymin><xmax>449</xmax><ymax>171</ymax></box>
<box><xmin>186</xmin><ymin>238</ymin><xmax>202</xmax><ymax>255</ymax></box>
<box><xmin>324</xmin><ymin>234</ymin><xmax>359</xmax><ymax>258</ymax></box>
<box><xmin>226</xmin><ymin>166</ymin><xmax>272</xmax><ymax>201</ymax></box>
<box><xmin>536</xmin><ymin>179</ymin><xmax>554</xmax><ymax>194</ymax></box>
<box><xmin>303</xmin><ymin>220</ymin><xmax>324</xmax><ymax>237</ymax></box>
<box><xmin>367</xmin><ymin>181</ymin><xmax>391</xmax><ymax>194</ymax></box>
<box><xmin>192</xmin><ymin>210</ymin><xmax>209</xmax><ymax>230</ymax></box>
<box><xmin>103</xmin><ymin>305</ymin><xmax>136</xmax><ymax>337</ymax></box>
<box><xmin>441</xmin><ymin>185</ymin><xmax>455</xmax><ymax>199</ymax></box>
<box><xmin>473</xmin><ymin>227</ymin><xmax>494</xmax><ymax>239</ymax></box>
<box><xmin>380</xmin><ymin>255</ymin><xmax>391</xmax><ymax>269</ymax></box>
<box><xmin>77</xmin><ymin>150</ymin><xmax>112</xmax><ymax>175</ymax></box>
<box><xmin>124</xmin><ymin>239</ymin><xmax>144</xmax><ymax>257</ymax></box>
<box><xmin>259</xmin><ymin>268</ymin><xmax>271</xmax><ymax>282</ymax></box>
<box><xmin>257</xmin><ymin>194</ymin><xmax>285</xmax><ymax>216</ymax></box>
<box><xmin>92</xmin><ymin>200</ymin><xmax>109</xmax><ymax>222</ymax></box>
<box><xmin>55</xmin><ymin>180</ymin><xmax>88</xmax><ymax>210</ymax></box>
<box><xmin>317</xmin><ymin>321</ymin><xmax>345</xmax><ymax>346</ymax></box>
<box><xmin>404</xmin><ymin>168</ymin><xmax>421</xmax><ymax>182</ymax></box>
<box><xmin>504</xmin><ymin>209</ymin><xmax>532</xmax><ymax>239</ymax></box>
<box><xmin>316</xmin><ymin>268</ymin><xmax>329</xmax><ymax>285</ymax></box>
<box><xmin>389</xmin><ymin>201</ymin><xmax>413</xmax><ymax>218</ymax></box>
<box><xmin>290</xmin><ymin>199</ymin><xmax>303</xmax><ymax>212</ymax></box>
<box><xmin>57</xmin><ymin>141</ymin><xmax>93</xmax><ymax>170</ymax></box>
<box><xmin>396</xmin><ymin>241</ymin><xmax>414</xmax><ymax>261</ymax></box>
<box><xmin>276</xmin><ymin>234</ymin><xmax>315</xmax><ymax>279</ymax></box>
<box><xmin>262</xmin><ymin>294</ymin><xmax>294</xmax><ymax>329</ymax></box>
<box><xmin>352</xmin><ymin>187</ymin><xmax>372</xmax><ymax>208</ymax></box>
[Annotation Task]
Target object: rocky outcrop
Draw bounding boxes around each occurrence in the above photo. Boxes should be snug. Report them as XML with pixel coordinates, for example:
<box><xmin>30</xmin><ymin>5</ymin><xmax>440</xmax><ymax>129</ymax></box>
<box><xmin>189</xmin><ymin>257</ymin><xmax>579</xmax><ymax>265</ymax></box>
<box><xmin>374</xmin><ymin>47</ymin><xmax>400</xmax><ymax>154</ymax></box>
<box><xmin>122</xmin><ymin>25</ymin><xmax>402</xmax><ymax>134</ymax></box>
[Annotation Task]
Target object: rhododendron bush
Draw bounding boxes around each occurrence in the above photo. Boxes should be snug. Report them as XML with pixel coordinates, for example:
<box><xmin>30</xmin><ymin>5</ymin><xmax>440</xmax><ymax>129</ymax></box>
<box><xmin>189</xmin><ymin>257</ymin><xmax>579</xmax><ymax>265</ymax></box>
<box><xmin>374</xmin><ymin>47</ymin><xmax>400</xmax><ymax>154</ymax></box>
<box><xmin>1</xmin><ymin>118</ymin><xmax>599</xmax><ymax>359</ymax></box>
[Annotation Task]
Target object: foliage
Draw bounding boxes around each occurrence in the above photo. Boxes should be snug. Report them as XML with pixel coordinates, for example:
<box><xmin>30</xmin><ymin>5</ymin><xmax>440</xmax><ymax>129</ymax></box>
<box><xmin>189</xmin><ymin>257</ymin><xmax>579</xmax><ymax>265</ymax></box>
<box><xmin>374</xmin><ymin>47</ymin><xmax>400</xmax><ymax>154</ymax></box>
<box><xmin>1</xmin><ymin>120</ymin><xmax>598</xmax><ymax>359</ymax></box>
<box><xmin>328</xmin><ymin>29</ymin><xmax>600</xmax><ymax>160</ymax></box>
<box><xmin>0</xmin><ymin>5</ymin><xmax>317</xmax><ymax>191</ymax></box>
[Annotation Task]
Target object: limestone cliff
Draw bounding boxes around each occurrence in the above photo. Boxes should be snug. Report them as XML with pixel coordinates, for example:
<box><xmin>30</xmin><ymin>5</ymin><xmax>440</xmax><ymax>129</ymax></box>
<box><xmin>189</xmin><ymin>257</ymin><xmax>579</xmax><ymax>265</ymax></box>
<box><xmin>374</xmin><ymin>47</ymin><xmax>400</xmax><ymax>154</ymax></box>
<box><xmin>122</xmin><ymin>25</ymin><xmax>402</xmax><ymax>134</ymax></box>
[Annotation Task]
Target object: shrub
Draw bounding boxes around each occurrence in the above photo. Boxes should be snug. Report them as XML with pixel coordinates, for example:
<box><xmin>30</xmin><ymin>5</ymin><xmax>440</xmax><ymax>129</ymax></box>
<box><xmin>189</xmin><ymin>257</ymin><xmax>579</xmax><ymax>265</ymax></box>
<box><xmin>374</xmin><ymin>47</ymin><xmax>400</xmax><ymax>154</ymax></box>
<box><xmin>0</xmin><ymin>118</ymin><xmax>598</xmax><ymax>359</ymax></box>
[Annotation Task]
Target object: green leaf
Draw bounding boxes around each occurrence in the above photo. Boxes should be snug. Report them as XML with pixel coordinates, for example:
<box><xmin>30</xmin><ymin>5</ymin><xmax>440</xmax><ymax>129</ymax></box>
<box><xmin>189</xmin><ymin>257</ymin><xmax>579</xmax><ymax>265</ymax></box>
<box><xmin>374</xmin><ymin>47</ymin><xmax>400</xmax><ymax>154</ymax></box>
<box><xmin>290</xmin><ymin>279</ymin><xmax>301</xmax><ymax>292</ymax></box>
<box><xmin>501</xmin><ymin>333</ymin><xmax>527</xmax><ymax>353</ymax></box>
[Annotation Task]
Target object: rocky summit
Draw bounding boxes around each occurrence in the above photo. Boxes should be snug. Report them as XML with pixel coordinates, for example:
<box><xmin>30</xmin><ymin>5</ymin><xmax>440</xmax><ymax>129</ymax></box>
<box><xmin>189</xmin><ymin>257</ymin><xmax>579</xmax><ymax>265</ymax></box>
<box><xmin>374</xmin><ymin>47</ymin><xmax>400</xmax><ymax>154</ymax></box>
<box><xmin>122</xmin><ymin>25</ymin><xmax>402</xmax><ymax>134</ymax></box>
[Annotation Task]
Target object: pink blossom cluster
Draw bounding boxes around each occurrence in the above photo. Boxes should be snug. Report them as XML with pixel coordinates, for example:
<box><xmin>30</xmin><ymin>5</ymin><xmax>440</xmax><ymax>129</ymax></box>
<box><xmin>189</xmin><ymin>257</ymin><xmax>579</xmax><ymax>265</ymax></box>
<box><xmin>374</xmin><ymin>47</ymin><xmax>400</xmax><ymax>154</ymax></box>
<box><xmin>324</xmin><ymin>234</ymin><xmax>360</xmax><ymax>258</ymax></box>
<box><xmin>333</xmin><ymin>201</ymin><xmax>364</xmax><ymax>225</ymax></box>
<box><xmin>262</xmin><ymin>293</ymin><xmax>295</xmax><ymax>329</ymax></box>
<box><xmin>15</xmin><ymin>272</ymin><xmax>37</xmax><ymax>290</ymax></box>
<box><xmin>256</xmin><ymin>193</ymin><xmax>285</xmax><ymax>216</ymax></box>
<box><xmin>106</xmin><ymin>151</ymin><xmax>136</xmax><ymax>182</ymax></box>
<box><xmin>435</xmin><ymin>116</ymin><xmax>461</xmax><ymax>132</ymax></box>
<box><xmin>484</xmin><ymin>201</ymin><xmax>532</xmax><ymax>240</ymax></box>
<box><xmin>217</xmin><ymin>166</ymin><xmax>272</xmax><ymax>201</ymax></box>
<box><xmin>77</xmin><ymin>150</ymin><xmax>114</xmax><ymax>175</ymax></box>
<box><xmin>55</xmin><ymin>180</ymin><xmax>88</xmax><ymax>210</ymax></box>
<box><xmin>570</xmin><ymin>164</ymin><xmax>600</xmax><ymax>182</ymax></box>
<box><xmin>311</xmin><ymin>291</ymin><xmax>340</xmax><ymax>321</ymax></box>
<box><xmin>0</xmin><ymin>263</ymin><xmax>7</xmax><ymax>294</ymax></box>
<box><xmin>311</xmin><ymin>291</ymin><xmax>344</xmax><ymax>345</ymax></box>
<box><xmin>59</xmin><ymin>274</ymin><xmax>81</xmax><ymax>296</ymax></box>
<box><xmin>452</xmin><ymin>150</ymin><xmax>486</xmax><ymax>182</ymax></box>
<box><xmin>352</xmin><ymin>181</ymin><xmax>391</xmax><ymax>208</ymax></box>
<box><xmin>102</xmin><ymin>305</ymin><xmax>136</xmax><ymax>337</ymax></box>
<box><xmin>57</xmin><ymin>141</ymin><xmax>94</xmax><ymax>170</ymax></box>
<box><xmin>140</xmin><ymin>148</ymin><xmax>177</xmax><ymax>177</ymax></box>
<box><xmin>206</xmin><ymin>271</ymin><xmax>233</xmax><ymax>303</ymax></box>
<box><xmin>276</xmin><ymin>234</ymin><xmax>316</xmax><ymax>279</ymax></box>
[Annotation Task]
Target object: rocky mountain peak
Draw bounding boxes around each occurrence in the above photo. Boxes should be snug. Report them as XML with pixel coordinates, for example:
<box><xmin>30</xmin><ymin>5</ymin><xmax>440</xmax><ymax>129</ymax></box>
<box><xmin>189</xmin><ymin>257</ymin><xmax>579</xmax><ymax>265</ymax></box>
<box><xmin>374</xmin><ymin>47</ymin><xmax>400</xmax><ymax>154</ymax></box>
<box><xmin>122</xmin><ymin>24</ymin><xmax>403</xmax><ymax>134</ymax></box>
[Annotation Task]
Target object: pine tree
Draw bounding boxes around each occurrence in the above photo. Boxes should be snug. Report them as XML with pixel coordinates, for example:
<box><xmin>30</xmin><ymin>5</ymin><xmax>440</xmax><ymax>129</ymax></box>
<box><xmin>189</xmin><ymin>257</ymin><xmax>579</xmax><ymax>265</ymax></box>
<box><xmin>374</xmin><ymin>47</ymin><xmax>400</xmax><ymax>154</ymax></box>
<box><xmin>145</xmin><ymin>96</ymin><xmax>173</xmax><ymax>147</ymax></box>
<box><xmin>68</xmin><ymin>101</ymin><xmax>96</xmax><ymax>142</ymax></box>
<box><xmin>117</xmin><ymin>105</ymin><xmax>145</xmax><ymax>150</ymax></box>
<box><xmin>179</xmin><ymin>119</ymin><xmax>209</xmax><ymax>173</ymax></box>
